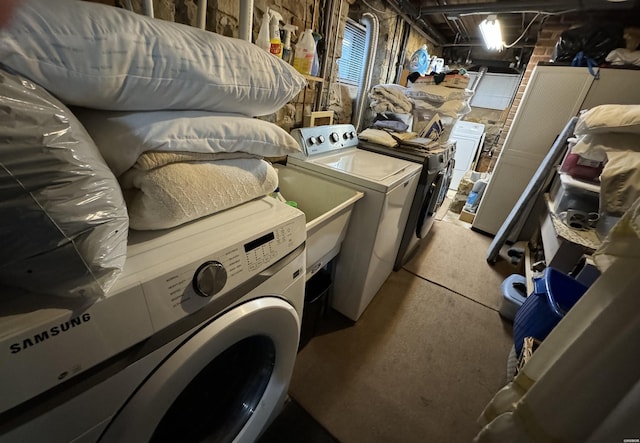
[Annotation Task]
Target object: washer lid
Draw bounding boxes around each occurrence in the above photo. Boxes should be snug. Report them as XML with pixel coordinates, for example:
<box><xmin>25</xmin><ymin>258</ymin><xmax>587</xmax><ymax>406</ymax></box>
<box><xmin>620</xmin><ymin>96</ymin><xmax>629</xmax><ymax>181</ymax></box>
<box><xmin>309</xmin><ymin>149</ymin><xmax>411</xmax><ymax>181</ymax></box>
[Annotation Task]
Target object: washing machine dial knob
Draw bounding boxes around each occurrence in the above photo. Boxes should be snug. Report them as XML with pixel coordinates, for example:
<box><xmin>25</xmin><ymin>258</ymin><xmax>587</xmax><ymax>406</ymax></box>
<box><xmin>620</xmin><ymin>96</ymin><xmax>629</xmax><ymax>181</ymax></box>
<box><xmin>330</xmin><ymin>132</ymin><xmax>340</xmax><ymax>143</ymax></box>
<box><xmin>317</xmin><ymin>135</ymin><xmax>325</xmax><ymax>143</ymax></box>
<box><xmin>193</xmin><ymin>261</ymin><xmax>227</xmax><ymax>297</ymax></box>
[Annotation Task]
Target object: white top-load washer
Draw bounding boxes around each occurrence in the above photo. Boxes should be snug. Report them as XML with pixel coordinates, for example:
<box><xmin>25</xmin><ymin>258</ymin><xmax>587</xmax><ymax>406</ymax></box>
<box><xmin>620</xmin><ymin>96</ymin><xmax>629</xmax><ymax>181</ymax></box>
<box><xmin>289</xmin><ymin>124</ymin><xmax>422</xmax><ymax>321</ymax></box>
<box><xmin>0</xmin><ymin>197</ymin><xmax>306</xmax><ymax>443</ymax></box>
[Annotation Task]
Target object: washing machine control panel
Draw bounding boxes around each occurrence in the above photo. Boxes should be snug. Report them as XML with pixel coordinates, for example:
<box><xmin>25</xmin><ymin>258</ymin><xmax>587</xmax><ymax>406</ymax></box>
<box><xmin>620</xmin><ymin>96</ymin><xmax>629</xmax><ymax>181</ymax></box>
<box><xmin>291</xmin><ymin>124</ymin><xmax>359</xmax><ymax>157</ymax></box>
<box><xmin>142</xmin><ymin>215</ymin><xmax>305</xmax><ymax>331</ymax></box>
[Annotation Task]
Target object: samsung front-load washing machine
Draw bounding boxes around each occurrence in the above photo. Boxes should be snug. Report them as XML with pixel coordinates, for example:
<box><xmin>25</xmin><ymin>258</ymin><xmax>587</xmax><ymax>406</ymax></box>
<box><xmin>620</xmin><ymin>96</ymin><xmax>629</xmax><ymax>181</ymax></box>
<box><xmin>0</xmin><ymin>197</ymin><xmax>306</xmax><ymax>443</ymax></box>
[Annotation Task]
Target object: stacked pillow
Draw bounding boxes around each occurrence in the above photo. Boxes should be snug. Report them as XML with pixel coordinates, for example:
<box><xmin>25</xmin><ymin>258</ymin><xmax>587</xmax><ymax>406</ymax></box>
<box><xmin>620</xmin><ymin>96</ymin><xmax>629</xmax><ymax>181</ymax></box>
<box><xmin>0</xmin><ymin>0</ymin><xmax>306</xmax><ymax>116</ymax></box>
<box><xmin>0</xmin><ymin>0</ymin><xmax>308</xmax><ymax>294</ymax></box>
<box><xmin>571</xmin><ymin>105</ymin><xmax>640</xmax><ymax>217</ymax></box>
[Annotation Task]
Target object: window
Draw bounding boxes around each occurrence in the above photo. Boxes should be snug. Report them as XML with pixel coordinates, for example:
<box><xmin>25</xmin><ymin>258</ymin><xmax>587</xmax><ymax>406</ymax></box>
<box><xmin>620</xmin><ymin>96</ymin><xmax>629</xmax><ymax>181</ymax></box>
<box><xmin>467</xmin><ymin>72</ymin><xmax>521</xmax><ymax>110</ymax></box>
<box><xmin>338</xmin><ymin>18</ymin><xmax>366</xmax><ymax>86</ymax></box>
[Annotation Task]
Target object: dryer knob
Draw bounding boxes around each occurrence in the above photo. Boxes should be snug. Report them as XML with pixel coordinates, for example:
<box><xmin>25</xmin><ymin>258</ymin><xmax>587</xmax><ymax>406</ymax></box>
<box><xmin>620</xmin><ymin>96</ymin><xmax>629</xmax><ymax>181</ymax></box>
<box><xmin>330</xmin><ymin>132</ymin><xmax>340</xmax><ymax>143</ymax></box>
<box><xmin>193</xmin><ymin>261</ymin><xmax>227</xmax><ymax>297</ymax></box>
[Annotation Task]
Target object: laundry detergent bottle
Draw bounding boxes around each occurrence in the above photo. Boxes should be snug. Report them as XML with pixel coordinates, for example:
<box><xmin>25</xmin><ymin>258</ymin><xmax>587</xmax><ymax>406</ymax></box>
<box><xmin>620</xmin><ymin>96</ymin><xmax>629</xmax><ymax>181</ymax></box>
<box><xmin>293</xmin><ymin>29</ymin><xmax>316</xmax><ymax>75</ymax></box>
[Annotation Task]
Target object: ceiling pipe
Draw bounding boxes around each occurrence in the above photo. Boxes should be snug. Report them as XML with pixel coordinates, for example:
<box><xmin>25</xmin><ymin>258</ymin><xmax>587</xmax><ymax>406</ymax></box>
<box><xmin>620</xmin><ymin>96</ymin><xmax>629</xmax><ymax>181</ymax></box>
<box><xmin>197</xmin><ymin>0</ymin><xmax>207</xmax><ymax>29</ymax></box>
<box><xmin>418</xmin><ymin>0</ymin><xmax>636</xmax><ymax>15</ymax></box>
<box><xmin>144</xmin><ymin>0</ymin><xmax>154</xmax><ymax>18</ymax></box>
<box><xmin>384</xmin><ymin>0</ymin><xmax>446</xmax><ymax>45</ymax></box>
<box><xmin>238</xmin><ymin>0</ymin><xmax>254</xmax><ymax>41</ymax></box>
<box><xmin>441</xmin><ymin>43</ymin><xmax>535</xmax><ymax>48</ymax></box>
<box><xmin>436</xmin><ymin>0</ymin><xmax>458</xmax><ymax>36</ymax></box>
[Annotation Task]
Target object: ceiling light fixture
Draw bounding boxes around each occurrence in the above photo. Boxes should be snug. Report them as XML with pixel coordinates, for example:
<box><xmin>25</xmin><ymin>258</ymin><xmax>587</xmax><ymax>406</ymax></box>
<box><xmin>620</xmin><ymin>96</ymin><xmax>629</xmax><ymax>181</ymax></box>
<box><xmin>479</xmin><ymin>15</ymin><xmax>503</xmax><ymax>51</ymax></box>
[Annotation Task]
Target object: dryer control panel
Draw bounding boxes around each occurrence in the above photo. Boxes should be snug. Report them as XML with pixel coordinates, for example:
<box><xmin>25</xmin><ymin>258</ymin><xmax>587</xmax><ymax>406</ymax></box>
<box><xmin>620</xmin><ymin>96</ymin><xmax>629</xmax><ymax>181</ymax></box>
<box><xmin>291</xmin><ymin>124</ymin><xmax>359</xmax><ymax>157</ymax></box>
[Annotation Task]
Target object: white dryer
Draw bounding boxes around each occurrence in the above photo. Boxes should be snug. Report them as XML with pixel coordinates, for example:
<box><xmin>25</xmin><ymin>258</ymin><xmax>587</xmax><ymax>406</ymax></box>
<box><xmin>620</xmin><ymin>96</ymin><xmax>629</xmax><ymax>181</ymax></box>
<box><xmin>289</xmin><ymin>124</ymin><xmax>422</xmax><ymax>321</ymax></box>
<box><xmin>0</xmin><ymin>197</ymin><xmax>306</xmax><ymax>443</ymax></box>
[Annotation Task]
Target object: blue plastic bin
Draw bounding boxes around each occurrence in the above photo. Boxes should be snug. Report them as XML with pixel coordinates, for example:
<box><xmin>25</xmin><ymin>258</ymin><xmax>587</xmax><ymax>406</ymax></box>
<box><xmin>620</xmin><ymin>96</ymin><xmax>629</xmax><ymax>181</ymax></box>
<box><xmin>513</xmin><ymin>267</ymin><xmax>589</xmax><ymax>357</ymax></box>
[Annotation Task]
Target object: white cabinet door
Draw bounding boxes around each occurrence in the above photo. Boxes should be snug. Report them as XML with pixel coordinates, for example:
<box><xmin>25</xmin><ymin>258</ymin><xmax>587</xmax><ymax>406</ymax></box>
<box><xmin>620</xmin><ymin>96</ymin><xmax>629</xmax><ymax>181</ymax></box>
<box><xmin>472</xmin><ymin>150</ymin><xmax>540</xmax><ymax>235</ymax></box>
<box><xmin>582</xmin><ymin>68</ymin><xmax>640</xmax><ymax>109</ymax></box>
<box><xmin>472</xmin><ymin>66</ymin><xmax>595</xmax><ymax>235</ymax></box>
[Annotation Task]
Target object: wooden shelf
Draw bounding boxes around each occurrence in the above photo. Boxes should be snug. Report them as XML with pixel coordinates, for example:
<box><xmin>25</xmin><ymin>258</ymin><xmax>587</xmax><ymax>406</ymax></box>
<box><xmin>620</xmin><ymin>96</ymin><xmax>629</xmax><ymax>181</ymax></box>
<box><xmin>304</xmin><ymin>75</ymin><xmax>324</xmax><ymax>83</ymax></box>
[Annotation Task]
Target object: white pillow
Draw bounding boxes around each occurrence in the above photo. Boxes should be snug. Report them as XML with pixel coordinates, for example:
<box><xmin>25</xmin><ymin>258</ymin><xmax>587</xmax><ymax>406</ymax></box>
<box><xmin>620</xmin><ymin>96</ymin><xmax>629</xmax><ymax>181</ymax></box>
<box><xmin>575</xmin><ymin>105</ymin><xmax>640</xmax><ymax>135</ymax></box>
<box><xmin>570</xmin><ymin>133</ymin><xmax>640</xmax><ymax>162</ymax></box>
<box><xmin>0</xmin><ymin>0</ymin><xmax>307</xmax><ymax>116</ymax></box>
<box><xmin>0</xmin><ymin>69</ymin><xmax>128</xmax><ymax>298</ymax></box>
<box><xmin>74</xmin><ymin>110</ymin><xmax>303</xmax><ymax>176</ymax></box>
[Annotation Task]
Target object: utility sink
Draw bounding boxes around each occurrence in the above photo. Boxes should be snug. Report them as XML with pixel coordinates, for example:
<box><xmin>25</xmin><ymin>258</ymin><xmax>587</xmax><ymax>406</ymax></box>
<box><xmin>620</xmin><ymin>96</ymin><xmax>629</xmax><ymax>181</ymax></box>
<box><xmin>275</xmin><ymin>164</ymin><xmax>363</xmax><ymax>280</ymax></box>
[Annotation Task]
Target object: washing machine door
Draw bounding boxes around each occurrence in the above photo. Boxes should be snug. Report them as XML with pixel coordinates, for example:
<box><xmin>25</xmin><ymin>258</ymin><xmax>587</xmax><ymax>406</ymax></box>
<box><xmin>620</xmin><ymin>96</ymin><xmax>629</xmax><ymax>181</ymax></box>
<box><xmin>100</xmin><ymin>297</ymin><xmax>300</xmax><ymax>443</ymax></box>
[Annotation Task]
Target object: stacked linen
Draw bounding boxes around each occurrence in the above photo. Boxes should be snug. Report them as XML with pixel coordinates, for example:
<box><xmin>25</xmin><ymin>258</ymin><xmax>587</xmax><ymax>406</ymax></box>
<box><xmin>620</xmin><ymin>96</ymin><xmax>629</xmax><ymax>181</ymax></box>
<box><xmin>368</xmin><ymin>84</ymin><xmax>414</xmax><ymax>114</ymax></box>
<box><xmin>77</xmin><ymin>111</ymin><xmax>302</xmax><ymax>230</ymax></box>
<box><xmin>405</xmin><ymin>83</ymin><xmax>473</xmax><ymax>137</ymax></box>
<box><xmin>1</xmin><ymin>0</ymin><xmax>307</xmax><ymax>232</ymax></box>
<box><xmin>570</xmin><ymin>105</ymin><xmax>640</xmax><ymax>224</ymax></box>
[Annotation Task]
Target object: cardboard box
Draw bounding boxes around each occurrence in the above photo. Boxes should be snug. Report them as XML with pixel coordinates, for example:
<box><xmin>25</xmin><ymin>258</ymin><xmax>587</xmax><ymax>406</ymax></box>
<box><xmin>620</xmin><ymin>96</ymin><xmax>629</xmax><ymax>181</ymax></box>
<box><xmin>441</xmin><ymin>74</ymin><xmax>470</xmax><ymax>89</ymax></box>
<box><xmin>459</xmin><ymin>209</ymin><xmax>476</xmax><ymax>224</ymax></box>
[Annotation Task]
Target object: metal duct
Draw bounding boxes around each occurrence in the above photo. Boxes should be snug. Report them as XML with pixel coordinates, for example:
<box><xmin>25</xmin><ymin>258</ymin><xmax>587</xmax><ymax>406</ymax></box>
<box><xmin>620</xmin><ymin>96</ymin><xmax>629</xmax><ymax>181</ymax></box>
<box><xmin>418</xmin><ymin>0</ymin><xmax>637</xmax><ymax>15</ymax></box>
<box><xmin>352</xmin><ymin>12</ymin><xmax>379</xmax><ymax>133</ymax></box>
<box><xmin>239</xmin><ymin>0</ymin><xmax>254</xmax><ymax>41</ymax></box>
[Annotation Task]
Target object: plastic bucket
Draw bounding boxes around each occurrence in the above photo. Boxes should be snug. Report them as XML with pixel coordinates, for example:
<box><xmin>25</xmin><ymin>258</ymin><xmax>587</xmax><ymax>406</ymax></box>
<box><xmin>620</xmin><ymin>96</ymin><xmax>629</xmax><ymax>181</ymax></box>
<box><xmin>513</xmin><ymin>267</ymin><xmax>589</xmax><ymax>357</ymax></box>
<box><xmin>298</xmin><ymin>270</ymin><xmax>331</xmax><ymax>351</ymax></box>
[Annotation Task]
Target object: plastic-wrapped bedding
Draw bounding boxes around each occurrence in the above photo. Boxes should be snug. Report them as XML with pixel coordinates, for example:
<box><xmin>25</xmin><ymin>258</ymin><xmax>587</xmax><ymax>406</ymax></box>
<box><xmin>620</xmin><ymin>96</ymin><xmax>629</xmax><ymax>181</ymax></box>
<box><xmin>0</xmin><ymin>0</ymin><xmax>307</xmax><ymax>116</ymax></box>
<box><xmin>0</xmin><ymin>69</ymin><xmax>129</xmax><ymax>298</ymax></box>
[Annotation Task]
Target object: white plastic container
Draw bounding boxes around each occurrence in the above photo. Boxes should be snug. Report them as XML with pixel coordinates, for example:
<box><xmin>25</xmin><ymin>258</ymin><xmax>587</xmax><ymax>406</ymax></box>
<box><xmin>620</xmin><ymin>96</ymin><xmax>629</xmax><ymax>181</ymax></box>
<box><xmin>293</xmin><ymin>29</ymin><xmax>316</xmax><ymax>75</ymax></box>
<box><xmin>549</xmin><ymin>172</ymin><xmax>600</xmax><ymax>215</ymax></box>
<box><xmin>255</xmin><ymin>8</ymin><xmax>270</xmax><ymax>52</ymax></box>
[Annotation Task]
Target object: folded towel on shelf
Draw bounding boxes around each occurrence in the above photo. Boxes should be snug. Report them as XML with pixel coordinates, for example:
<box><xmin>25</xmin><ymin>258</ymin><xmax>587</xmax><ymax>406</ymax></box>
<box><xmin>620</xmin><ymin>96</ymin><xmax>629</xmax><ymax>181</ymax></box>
<box><xmin>135</xmin><ymin>151</ymin><xmax>260</xmax><ymax>170</ymax></box>
<box><xmin>357</xmin><ymin>128</ymin><xmax>399</xmax><ymax>147</ymax></box>
<box><xmin>121</xmin><ymin>157</ymin><xmax>278</xmax><ymax>230</ymax></box>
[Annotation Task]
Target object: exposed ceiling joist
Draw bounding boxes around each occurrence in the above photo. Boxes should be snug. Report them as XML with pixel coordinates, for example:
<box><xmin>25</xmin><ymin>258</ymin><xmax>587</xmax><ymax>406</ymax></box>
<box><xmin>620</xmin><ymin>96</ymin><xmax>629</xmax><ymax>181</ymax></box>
<box><xmin>418</xmin><ymin>0</ymin><xmax>637</xmax><ymax>16</ymax></box>
<box><xmin>385</xmin><ymin>0</ymin><xmax>447</xmax><ymax>45</ymax></box>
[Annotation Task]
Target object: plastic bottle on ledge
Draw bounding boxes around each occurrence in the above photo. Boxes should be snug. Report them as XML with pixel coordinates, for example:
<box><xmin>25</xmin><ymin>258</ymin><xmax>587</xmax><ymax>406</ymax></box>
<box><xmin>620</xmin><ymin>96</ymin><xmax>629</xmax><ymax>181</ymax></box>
<box><xmin>463</xmin><ymin>178</ymin><xmax>488</xmax><ymax>213</ymax></box>
<box><xmin>293</xmin><ymin>29</ymin><xmax>316</xmax><ymax>75</ymax></box>
<box><xmin>270</xmin><ymin>187</ymin><xmax>288</xmax><ymax>203</ymax></box>
<box><xmin>269</xmin><ymin>10</ymin><xmax>283</xmax><ymax>58</ymax></box>
<box><xmin>255</xmin><ymin>8</ymin><xmax>271</xmax><ymax>53</ymax></box>
<box><xmin>311</xmin><ymin>33</ymin><xmax>321</xmax><ymax>76</ymax></box>
<box><xmin>282</xmin><ymin>24</ymin><xmax>298</xmax><ymax>64</ymax></box>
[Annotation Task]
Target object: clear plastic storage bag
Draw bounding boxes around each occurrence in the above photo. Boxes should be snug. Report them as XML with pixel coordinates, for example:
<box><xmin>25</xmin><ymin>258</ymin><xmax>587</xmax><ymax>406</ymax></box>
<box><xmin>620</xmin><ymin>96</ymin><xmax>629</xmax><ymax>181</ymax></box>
<box><xmin>0</xmin><ymin>68</ymin><xmax>129</xmax><ymax>298</ymax></box>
